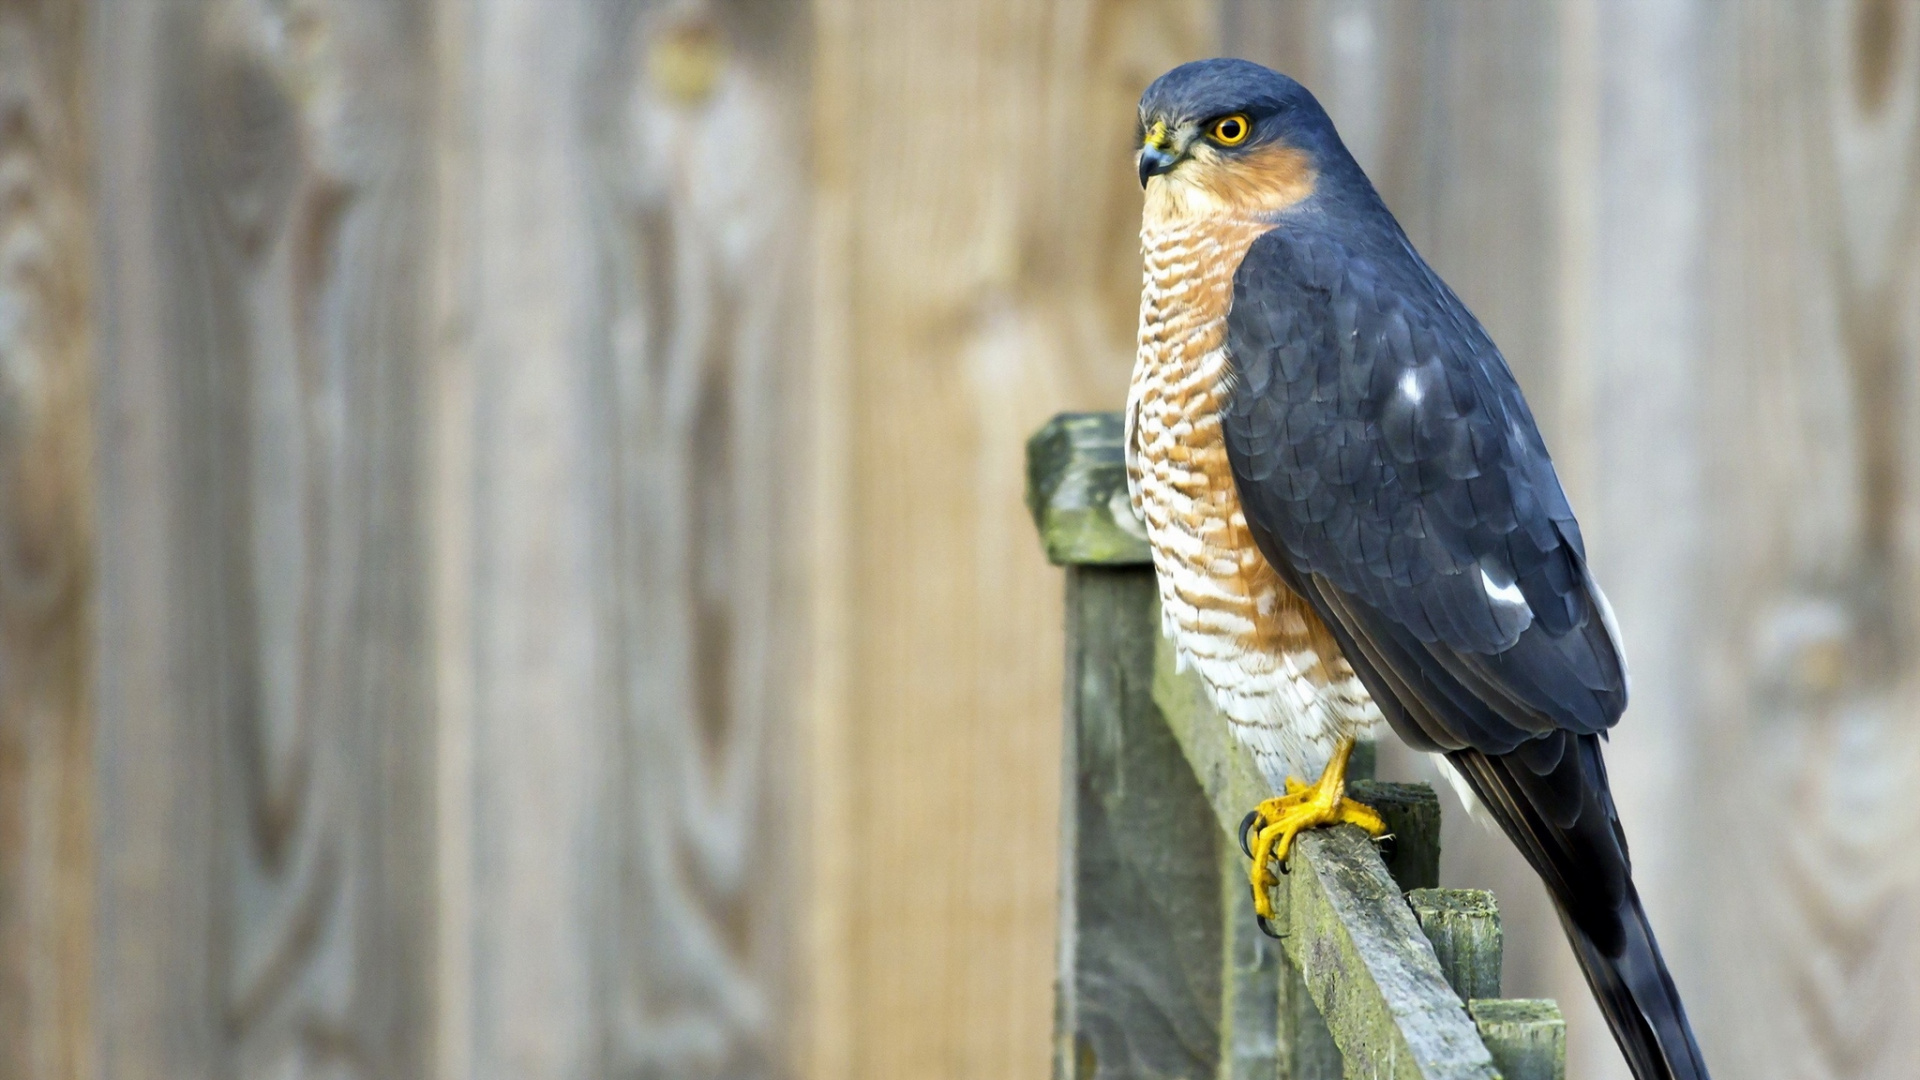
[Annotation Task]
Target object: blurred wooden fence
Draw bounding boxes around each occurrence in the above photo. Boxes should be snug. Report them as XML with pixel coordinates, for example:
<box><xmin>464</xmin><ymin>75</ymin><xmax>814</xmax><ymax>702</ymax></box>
<box><xmin>2</xmin><ymin>2</ymin><xmax>1919</xmax><ymax>1080</ymax></box>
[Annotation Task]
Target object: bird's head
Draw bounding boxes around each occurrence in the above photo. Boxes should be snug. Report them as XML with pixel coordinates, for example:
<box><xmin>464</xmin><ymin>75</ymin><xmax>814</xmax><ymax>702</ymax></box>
<box><xmin>1136</xmin><ymin>59</ymin><xmax>1348</xmax><ymax>226</ymax></box>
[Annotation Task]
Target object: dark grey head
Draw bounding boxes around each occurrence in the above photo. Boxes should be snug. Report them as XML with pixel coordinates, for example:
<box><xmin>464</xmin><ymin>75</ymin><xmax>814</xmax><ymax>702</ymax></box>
<box><xmin>1136</xmin><ymin>59</ymin><xmax>1355</xmax><ymax>195</ymax></box>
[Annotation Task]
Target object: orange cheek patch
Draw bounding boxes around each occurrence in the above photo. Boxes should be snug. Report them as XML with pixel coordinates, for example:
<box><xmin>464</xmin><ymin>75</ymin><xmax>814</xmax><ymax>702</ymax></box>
<box><xmin>1185</xmin><ymin>143</ymin><xmax>1316</xmax><ymax>216</ymax></box>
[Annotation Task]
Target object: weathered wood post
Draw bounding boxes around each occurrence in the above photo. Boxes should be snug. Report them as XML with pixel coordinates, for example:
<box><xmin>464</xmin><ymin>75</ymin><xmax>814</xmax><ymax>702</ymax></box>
<box><xmin>1033</xmin><ymin>413</ymin><xmax>1231</xmax><ymax>1079</ymax></box>
<box><xmin>1030</xmin><ymin>412</ymin><xmax>1567</xmax><ymax>1080</ymax></box>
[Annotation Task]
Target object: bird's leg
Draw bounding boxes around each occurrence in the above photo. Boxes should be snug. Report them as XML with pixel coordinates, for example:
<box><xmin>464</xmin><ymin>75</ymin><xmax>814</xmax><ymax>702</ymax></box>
<box><xmin>1241</xmin><ymin>736</ymin><xmax>1387</xmax><ymax>924</ymax></box>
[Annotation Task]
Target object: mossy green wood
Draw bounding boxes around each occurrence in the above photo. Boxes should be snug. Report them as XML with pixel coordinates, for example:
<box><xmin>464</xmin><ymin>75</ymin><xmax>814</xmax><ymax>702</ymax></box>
<box><xmin>1153</xmin><ymin>623</ymin><xmax>1493</xmax><ymax>1079</ymax></box>
<box><xmin>1053</xmin><ymin>568</ymin><xmax>1223</xmax><ymax>1080</ymax></box>
<box><xmin>1408</xmin><ymin>890</ymin><xmax>1504</xmax><ymax>1002</ymax></box>
<box><xmin>1025</xmin><ymin>413</ymin><xmax>1152</xmax><ymax>566</ymax></box>
<box><xmin>1469</xmin><ymin>1000</ymin><xmax>1566</xmax><ymax>1080</ymax></box>
<box><xmin>1279</xmin><ymin>829</ymin><xmax>1499</xmax><ymax>1080</ymax></box>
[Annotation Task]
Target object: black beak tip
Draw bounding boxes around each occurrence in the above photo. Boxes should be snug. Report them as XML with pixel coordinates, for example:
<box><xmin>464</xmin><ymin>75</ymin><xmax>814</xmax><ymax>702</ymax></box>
<box><xmin>1138</xmin><ymin>148</ymin><xmax>1177</xmax><ymax>188</ymax></box>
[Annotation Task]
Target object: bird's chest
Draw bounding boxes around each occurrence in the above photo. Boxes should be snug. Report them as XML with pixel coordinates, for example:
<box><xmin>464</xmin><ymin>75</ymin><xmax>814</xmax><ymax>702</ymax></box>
<box><xmin>1129</xmin><ymin>219</ymin><xmax>1368</xmax><ymax>760</ymax></box>
<box><xmin>1130</xmin><ymin>219</ymin><xmax>1293</xmax><ymax>658</ymax></box>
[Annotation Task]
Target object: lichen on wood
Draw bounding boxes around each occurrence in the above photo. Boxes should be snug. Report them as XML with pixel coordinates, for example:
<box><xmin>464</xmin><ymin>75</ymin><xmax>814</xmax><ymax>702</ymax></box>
<box><xmin>1026</xmin><ymin>412</ymin><xmax>1152</xmax><ymax>567</ymax></box>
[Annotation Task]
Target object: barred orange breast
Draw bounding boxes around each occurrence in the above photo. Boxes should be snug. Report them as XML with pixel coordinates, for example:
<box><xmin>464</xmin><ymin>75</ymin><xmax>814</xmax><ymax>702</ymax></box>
<box><xmin>1128</xmin><ymin>212</ymin><xmax>1380</xmax><ymax>786</ymax></box>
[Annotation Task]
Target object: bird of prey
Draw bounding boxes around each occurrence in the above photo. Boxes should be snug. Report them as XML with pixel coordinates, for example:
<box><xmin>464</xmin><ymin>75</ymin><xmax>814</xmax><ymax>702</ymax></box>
<box><xmin>1126</xmin><ymin>59</ymin><xmax>1710</xmax><ymax>1080</ymax></box>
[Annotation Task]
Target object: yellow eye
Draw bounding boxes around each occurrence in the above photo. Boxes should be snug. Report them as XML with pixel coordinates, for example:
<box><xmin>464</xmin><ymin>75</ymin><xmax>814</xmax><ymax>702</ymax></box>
<box><xmin>1209</xmin><ymin>114</ymin><xmax>1251</xmax><ymax>146</ymax></box>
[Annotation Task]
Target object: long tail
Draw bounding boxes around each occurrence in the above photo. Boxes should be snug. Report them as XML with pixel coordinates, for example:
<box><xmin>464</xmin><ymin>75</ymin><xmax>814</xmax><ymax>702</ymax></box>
<box><xmin>1451</xmin><ymin>738</ymin><xmax>1711</xmax><ymax>1080</ymax></box>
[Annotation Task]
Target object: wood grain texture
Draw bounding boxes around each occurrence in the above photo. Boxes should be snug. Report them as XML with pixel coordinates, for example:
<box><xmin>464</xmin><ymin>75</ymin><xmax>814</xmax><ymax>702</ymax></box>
<box><xmin>1468</xmin><ymin>1000</ymin><xmax>1566</xmax><ymax>1080</ymax></box>
<box><xmin>0</xmin><ymin>3</ymin><xmax>92</xmax><ymax>1078</ymax></box>
<box><xmin>1280</xmin><ymin>828</ymin><xmax>1497</xmax><ymax>1080</ymax></box>
<box><xmin>43</xmin><ymin>5</ymin><xmax>1918</xmax><ymax>1080</ymax></box>
<box><xmin>1054</xmin><ymin>567</ymin><xmax>1223</xmax><ymax>1080</ymax></box>
<box><xmin>1692</xmin><ymin>4</ymin><xmax>1920</xmax><ymax>1079</ymax></box>
<box><xmin>438</xmin><ymin>3</ymin><xmax>807</xmax><ymax>1077</ymax></box>
<box><xmin>1408</xmin><ymin>890</ymin><xmax>1502</xmax><ymax>1004</ymax></box>
<box><xmin>805</xmin><ymin>3</ymin><xmax>1215</xmax><ymax>1078</ymax></box>
<box><xmin>92</xmin><ymin>1</ymin><xmax>436</xmax><ymax>1076</ymax></box>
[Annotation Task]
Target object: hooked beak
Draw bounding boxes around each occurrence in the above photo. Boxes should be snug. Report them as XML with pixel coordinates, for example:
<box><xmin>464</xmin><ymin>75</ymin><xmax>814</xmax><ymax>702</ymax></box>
<box><xmin>1138</xmin><ymin>145</ymin><xmax>1179</xmax><ymax>187</ymax></box>
<box><xmin>1139</xmin><ymin>119</ymin><xmax>1180</xmax><ymax>188</ymax></box>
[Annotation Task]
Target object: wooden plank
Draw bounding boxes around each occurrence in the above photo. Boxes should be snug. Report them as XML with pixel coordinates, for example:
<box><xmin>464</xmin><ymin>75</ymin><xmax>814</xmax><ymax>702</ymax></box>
<box><xmin>439</xmin><ymin>4</ymin><xmax>808</xmax><ymax>1077</ymax></box>
<box><xmin>1277</xmin><ymin>949</ymin><xmax>1342</xmax><ymax>1080</ymax></box>
<box><xmin>1468</xmin><ymin>1000</ymin><xmax>1566</xmax><ymax>1080</ymax></box>
<box><xmin>1408</xmin><ymin>890</ymin><xmax>1503</xmax><ymax>1003</ymax></box>
<box><xmin>0</xmin><ymin>4</ymin><xmax>93</xmax><ymax>1078</ymax></box>
<box><xmin>1217</xmin><ymin>839</ymin><xmax>1287</xmax><ymax>1080</ymax></box>
<box><xmin>1686</xmin><ymin>4</ymin><xmax>1920</xmax><ymax>1079</ymax></box>
<box><xmin>1054</xmin><ymin>567</ymin><xmax>1222</xmax><ymax>1080</ymax></box>
<box><xmin>1281</xmin><ymin>828</ymin><xmax>1497</xmax><ymax>1080</ymax></box>
<box><xmin>92</xmin><ymin>2</ymin><xmax>437</xmax><ymax>1077</ymax></box>
<box><xmin>805</xmin><ymin>3</ymin><xmax>1217</xmax><ymax>1078</ymax></box>
<box><xmin>1348</xmin><ymin>782</ymin><xmax>1441</xmax><ymax>895</ymax></box>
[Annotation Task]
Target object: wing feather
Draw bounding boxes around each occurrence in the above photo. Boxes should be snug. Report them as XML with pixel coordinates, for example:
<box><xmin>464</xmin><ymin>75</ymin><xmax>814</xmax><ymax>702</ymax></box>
<box><xmin>1223</xmin><ymin>224</ymin><xmax>1711</xmax><ymax>1080</ymax></box>
<box><xmin>1222</xmin><ymin>227</ymin><xmax>1625</xmax><ymax>747</ymax></box>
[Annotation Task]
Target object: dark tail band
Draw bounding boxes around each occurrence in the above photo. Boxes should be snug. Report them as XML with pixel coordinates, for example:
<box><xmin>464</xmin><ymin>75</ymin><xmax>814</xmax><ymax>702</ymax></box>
<box><xmin>1451</xmin><ymin>742</ymin><xmax>1712</xmax><ymax>1080</ymax></box>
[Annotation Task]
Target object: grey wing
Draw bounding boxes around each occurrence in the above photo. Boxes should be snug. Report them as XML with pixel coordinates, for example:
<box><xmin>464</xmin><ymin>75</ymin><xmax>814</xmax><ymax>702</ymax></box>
<box><xmin>1219</xmin><ymin>227</ymin><xmax>1627</xmax><ymax>757</ymax></box>
<box><xmin>1222</xmin><ymin>229</ymin><xmax>1716</xmax><ymax>1080</ymax></box>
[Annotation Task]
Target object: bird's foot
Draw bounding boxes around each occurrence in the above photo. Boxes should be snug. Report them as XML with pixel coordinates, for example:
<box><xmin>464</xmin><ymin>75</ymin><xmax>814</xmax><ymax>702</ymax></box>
<box><xmin>1239</xmin><ymin>738</ymin><xmax>1385</xmax><ymax>928</ymax></box>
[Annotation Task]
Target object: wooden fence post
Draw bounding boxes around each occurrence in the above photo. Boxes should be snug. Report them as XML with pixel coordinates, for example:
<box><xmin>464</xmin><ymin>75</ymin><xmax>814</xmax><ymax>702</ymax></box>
<box><xmin>1039</xmin><ymin>413</ymin><xmax>1226</xmax><ymax>1078</ymax></box>
<box><xmin>1410</xmin><ymin>890</ymin><xmax>1504</xmax><ymax>1002</ymax></box>
<box><xmin>1032</xmin><ymin>412</ymin><xmax>1567</xmax><ymax>1080</ymax></box>
<box><xmin>1469</xmin><ymin>1001</ymin><xmax>1567</xmax><ymax>1080</ymax></box>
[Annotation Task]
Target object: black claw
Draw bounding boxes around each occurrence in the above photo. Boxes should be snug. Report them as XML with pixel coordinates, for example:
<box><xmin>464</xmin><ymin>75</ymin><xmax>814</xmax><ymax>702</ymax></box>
<box><xmin>1238</xmin><ymin>810</ymin><xmax>1263</xmax><ymax>859</ymax></box>
<box><xmin>1255</xmin><ymin>913</ymin><xmax>1284</xmax><ymax>939</ymax></box>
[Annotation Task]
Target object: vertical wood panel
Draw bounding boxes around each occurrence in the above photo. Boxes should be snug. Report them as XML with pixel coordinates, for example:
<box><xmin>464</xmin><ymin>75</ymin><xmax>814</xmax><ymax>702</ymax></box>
<box><xmin>1695</xmin><ymin>3</ymin><xmax>1920</xmax><ymax>1078</ymax></box>
<box><xmin>588</xmin><ymin>6</ymin><xmax>806</xmax><ymax>1074</ymax></box>
<box><xmin>806</xmin><ymin>2</ymin><xmax>1213</xmax><ymax>1078</ymax></box>
<box><xmin>1565</xmin><ymin>8</ymin><xmax>1709</xmax><ymax>1079</ymax></box>
<box><xmin>441</xmin><ymin>2</ymin><xmax>808</xmax><ymax>1076</ymax></box>
<box><xmin>93</xmin><ymin>2</ymin><xmax>436</xmax><ymax>1076</ymax></box>
<box><xmin>0</xmin><ymin>3</ymin><xmax>92</xmax><ymax>1078</ymax></box>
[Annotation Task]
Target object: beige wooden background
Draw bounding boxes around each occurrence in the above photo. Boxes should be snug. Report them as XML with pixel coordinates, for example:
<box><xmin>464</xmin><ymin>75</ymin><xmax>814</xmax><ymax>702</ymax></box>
<box><xmin>3</xmin><ymin>1</ymin><xmax>1919</xmax><ymax>1078</ymax></box>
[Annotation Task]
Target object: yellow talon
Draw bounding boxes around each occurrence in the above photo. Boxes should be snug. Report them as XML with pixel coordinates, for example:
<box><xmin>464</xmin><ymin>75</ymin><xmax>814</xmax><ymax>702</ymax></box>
<box><xmin>1244</xmin><ymin>736</ymin><xmax>1387</xmax><ymax>923</ymax></box>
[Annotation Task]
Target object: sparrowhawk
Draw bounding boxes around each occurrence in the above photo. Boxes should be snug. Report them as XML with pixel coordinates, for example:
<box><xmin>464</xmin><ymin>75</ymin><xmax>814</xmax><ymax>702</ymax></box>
<box><xmin>1128</xmin><ymin>58</ymin><xmax>1710</xmax><ymax>1080</ymax></box>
